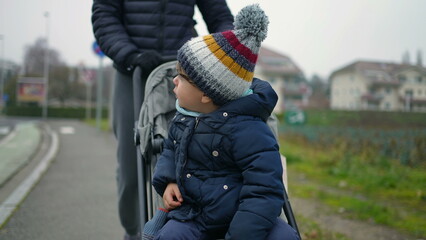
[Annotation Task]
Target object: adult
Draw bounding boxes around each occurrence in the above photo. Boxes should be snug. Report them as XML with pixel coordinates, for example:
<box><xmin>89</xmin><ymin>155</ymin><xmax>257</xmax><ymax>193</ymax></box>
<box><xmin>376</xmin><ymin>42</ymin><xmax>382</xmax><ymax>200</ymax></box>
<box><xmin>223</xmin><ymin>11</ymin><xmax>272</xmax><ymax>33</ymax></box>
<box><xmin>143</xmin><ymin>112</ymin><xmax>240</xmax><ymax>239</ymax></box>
<box><xmin>91</xmin><ymin>1</ymin><xmax>234</xmax><ymax>239</ymax></box>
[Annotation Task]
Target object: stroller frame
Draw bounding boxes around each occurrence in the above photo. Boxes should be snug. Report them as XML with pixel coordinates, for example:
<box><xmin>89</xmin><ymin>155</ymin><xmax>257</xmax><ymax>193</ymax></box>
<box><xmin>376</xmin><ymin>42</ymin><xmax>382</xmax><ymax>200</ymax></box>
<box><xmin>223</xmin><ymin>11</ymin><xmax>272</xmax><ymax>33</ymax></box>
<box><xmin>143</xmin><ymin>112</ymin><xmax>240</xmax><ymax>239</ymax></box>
<box><xmin>133</xmin><ymin>61</ymin><xmax>301</xmax><ymax>239</ymax></box>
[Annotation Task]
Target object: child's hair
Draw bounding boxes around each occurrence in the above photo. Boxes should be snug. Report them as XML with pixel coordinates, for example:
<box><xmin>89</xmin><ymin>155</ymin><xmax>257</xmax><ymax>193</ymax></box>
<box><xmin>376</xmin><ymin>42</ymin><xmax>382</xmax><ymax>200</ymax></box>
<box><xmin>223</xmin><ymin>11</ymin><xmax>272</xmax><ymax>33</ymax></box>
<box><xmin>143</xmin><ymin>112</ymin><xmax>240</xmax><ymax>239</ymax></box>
<box><xmin>177</xmin><ymin>4</ymin><xmax>269</xmax><ymax>106</ymax></box>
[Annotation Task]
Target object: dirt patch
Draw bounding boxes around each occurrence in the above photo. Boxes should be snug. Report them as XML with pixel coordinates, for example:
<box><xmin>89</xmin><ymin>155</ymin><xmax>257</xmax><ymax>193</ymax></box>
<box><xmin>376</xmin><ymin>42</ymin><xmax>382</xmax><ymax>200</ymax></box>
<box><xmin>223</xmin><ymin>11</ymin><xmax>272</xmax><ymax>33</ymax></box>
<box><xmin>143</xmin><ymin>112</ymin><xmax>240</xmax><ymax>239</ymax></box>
<box><xmin>291</xmin><ymin>197</ymin><xmax>419</xmax><ymax>240</ymax></box>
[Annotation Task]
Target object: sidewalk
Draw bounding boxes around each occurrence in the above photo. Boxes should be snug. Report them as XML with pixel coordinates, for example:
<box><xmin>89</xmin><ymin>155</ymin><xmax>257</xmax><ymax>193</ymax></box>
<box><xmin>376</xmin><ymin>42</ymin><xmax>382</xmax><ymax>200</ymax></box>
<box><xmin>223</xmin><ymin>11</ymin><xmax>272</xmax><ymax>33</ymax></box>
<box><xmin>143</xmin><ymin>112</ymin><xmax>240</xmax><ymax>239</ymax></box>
<box><xmin>0</xmin><ymin>120</ymin><xmax>122</xmax><ymax>239</ymax></box>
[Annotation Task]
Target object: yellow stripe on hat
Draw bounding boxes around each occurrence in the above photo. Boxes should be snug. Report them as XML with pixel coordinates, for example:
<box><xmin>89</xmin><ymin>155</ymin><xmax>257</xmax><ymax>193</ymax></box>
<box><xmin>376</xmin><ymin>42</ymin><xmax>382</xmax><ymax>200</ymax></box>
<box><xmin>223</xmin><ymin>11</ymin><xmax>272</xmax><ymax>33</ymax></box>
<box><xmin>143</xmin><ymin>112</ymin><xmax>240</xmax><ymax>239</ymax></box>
<box><xmin>203</xmin><ymin>35</ymin><xmax>252</xmax><ymax>82</ymax></box>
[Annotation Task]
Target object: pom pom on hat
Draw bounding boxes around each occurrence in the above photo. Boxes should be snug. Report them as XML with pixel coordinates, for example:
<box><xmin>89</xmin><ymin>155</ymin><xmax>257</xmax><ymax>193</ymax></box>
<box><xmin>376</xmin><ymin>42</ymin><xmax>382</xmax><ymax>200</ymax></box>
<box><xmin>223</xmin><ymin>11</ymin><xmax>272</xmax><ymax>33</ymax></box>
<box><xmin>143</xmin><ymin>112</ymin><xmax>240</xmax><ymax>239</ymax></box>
<box><xmin>177</xmin><ymin>4</ymin><xmax>269</xmax><ymax>105</ymax></box>
<box><xmin>234</xmin><ymin>4</ymin><xmax>269</xmax><ymax>44</ymax></box>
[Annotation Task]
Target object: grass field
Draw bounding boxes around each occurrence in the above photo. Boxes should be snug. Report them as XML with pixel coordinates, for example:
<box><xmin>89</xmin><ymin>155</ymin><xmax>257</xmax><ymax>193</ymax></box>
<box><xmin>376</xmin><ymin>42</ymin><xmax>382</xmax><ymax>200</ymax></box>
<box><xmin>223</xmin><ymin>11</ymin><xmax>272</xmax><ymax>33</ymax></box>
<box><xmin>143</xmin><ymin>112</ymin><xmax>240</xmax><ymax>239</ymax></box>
<box><xmin>280</xmin><ymin>110</ymin><xmax>426</xmax><ymax>238</ymax></box>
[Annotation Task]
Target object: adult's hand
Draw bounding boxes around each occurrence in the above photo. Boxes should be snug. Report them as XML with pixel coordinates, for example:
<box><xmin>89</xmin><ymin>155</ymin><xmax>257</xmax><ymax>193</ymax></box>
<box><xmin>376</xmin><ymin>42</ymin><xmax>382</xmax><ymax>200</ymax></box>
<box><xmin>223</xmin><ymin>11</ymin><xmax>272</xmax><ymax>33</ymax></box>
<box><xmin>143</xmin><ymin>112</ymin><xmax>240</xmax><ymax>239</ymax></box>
<box><xmin>132</xmin><ymin>51</ymin><xmax>162</xmax><ymax>74</ymax></box>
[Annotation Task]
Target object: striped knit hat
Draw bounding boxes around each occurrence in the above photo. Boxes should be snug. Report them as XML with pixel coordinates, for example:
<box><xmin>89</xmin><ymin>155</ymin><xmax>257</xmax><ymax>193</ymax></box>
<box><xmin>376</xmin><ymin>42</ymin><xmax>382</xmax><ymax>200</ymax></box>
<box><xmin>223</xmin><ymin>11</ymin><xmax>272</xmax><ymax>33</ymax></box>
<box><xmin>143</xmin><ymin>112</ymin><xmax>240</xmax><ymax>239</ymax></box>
<box><xmin>177</xmin><ymin>4</ymin><xmax>269</xmax><ymax>105</ymax></box>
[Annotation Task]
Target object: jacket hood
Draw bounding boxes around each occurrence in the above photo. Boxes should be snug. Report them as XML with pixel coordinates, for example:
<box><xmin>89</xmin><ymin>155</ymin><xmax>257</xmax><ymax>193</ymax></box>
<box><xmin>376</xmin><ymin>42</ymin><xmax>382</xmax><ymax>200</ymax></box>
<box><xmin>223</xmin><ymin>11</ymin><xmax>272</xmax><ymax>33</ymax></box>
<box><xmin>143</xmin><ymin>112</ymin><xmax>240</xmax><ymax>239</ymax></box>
<box><xmin>220</xmin><ymin>78</ymin><xmax>277</xmax><ymax>122</ymax></box>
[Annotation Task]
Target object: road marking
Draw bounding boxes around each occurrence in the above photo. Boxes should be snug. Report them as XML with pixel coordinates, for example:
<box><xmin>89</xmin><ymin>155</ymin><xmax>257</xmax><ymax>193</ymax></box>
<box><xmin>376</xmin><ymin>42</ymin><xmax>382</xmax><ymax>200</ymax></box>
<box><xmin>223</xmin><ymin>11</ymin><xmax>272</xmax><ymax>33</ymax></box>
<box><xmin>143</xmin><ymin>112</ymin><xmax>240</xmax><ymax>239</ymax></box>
<box><xmin>0</xmin><ymin>126</ymin><xmax>10</xmax><ymax>135</ymax></box>
<box><xmin>59</xmin><ymin>126</ymin><xmax>75</xmax><ymax>134</ymax></box>
<box><xmin>0</xmin><ymin>125</ymin><xmax>59</xmax><ymax>228</ymax></box>
<box><xmin>0</xmin><ymin>128</ymin><xmax>15</xmax><ymax>146</ymax></box>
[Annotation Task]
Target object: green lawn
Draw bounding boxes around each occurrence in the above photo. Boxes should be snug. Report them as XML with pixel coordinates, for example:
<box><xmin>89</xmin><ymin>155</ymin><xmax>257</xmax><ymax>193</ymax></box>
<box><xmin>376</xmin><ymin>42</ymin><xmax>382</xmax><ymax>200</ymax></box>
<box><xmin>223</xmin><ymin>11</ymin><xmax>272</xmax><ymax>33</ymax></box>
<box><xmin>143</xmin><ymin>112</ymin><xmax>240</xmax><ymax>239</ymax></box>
<box><xmin>281</xmin><ymin>137</ymin><xmax>426</xmax><ymax>238</ymax></box>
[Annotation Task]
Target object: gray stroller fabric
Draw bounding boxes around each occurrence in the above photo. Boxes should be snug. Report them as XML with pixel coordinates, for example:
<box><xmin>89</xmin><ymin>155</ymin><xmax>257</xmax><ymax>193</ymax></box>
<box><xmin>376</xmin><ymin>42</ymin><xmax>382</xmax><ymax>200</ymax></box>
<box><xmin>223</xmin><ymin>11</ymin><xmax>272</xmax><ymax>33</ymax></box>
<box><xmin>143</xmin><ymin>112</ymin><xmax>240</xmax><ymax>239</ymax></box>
<box><xmin>137</xmin><ymin>61</ymin><xmax>178</xmax><ymax>157</ymax></box>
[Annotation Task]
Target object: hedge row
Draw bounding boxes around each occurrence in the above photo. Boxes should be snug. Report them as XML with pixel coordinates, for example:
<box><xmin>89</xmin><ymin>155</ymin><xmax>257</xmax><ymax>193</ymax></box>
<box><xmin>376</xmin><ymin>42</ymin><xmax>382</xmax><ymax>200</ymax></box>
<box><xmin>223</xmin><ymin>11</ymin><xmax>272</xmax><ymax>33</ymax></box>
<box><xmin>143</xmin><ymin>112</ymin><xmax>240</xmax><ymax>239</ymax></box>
<box><xmin>282</xmin><ymin>109</ymin><xmax>426</xmax><ymax>128</ymax></box>
<box><xmin>4</xmin><ymin>106</ymin><xmax>109</xmax><ymax>119</ymax></box>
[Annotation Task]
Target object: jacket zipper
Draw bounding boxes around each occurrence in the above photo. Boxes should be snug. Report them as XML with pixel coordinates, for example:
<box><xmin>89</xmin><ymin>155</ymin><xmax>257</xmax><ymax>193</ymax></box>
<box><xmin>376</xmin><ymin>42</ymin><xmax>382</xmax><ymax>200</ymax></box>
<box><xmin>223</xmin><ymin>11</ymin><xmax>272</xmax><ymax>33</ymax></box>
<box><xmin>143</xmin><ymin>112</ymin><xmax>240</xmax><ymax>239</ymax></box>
<box><xmin>194</xmin><ymin>117</ymin><xmax>200</xmax><ymax>129</ymax></box>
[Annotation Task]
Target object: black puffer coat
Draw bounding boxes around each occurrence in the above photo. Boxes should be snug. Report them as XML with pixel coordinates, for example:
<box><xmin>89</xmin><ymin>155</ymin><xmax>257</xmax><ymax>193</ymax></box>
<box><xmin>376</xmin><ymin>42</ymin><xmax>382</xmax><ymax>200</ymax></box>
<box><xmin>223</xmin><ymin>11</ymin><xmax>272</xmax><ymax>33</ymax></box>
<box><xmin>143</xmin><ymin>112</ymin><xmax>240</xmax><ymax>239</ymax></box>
<box><xmin>92</xmin><ymin>0</ymin><xmax>234</xmax><ymax>74</ymax></box>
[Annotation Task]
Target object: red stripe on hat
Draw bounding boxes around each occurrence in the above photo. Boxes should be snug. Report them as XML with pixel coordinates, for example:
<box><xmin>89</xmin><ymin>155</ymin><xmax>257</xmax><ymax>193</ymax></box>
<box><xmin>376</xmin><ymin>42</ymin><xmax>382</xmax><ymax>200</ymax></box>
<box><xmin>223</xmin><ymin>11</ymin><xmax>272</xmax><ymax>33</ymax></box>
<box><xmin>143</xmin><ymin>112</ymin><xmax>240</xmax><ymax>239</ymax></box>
<box><xmin>222</xmin><ymin>31</ymin><xmax>258</xmax><ymax>63</ymax></box>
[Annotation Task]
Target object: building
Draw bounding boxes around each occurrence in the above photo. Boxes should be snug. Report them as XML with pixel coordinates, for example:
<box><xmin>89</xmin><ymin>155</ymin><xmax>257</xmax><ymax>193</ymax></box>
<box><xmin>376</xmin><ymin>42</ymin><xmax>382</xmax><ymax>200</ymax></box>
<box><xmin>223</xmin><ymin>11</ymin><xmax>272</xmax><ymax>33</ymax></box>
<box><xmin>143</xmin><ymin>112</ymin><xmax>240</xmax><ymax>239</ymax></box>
<box><xmin>330</xmin><ymin>60</ymin><xmax>426</xmax><ymax>112</ymax></box>
<box><xmin>255</xmin><ymin>46</ymin><xmax>307</xmax><ymax>113</ymax></box>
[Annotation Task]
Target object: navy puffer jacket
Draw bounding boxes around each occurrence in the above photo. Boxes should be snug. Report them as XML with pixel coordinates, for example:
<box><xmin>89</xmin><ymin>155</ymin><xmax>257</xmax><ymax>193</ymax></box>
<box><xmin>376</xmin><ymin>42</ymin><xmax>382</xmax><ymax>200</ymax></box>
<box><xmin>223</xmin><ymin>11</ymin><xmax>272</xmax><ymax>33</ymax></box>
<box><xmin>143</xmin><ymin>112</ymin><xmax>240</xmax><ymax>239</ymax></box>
<box><xmin>92</xmin><ymin>0</ymin><xmax>234</xmax><ymax>74</ymax></box>
<box><xmin>153</xmin><ymin>79</ymin><xmax>285</xmax><ymax>239</ymax></box>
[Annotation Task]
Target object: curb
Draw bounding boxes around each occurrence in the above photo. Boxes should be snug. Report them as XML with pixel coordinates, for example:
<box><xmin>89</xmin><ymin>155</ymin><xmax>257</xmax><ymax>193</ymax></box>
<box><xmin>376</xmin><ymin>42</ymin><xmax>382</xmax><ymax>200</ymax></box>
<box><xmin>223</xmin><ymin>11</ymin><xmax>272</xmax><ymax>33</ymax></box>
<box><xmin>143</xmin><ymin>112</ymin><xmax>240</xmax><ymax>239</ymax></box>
<box><xmin>0</xmin><ymin>126</ymin><xmax>16</xmax><ymax>146</ymax></box>
<box><xmin>0</xmin><ymin>124</ymin><xmax>59</xmax><ymax>228</ymax></box>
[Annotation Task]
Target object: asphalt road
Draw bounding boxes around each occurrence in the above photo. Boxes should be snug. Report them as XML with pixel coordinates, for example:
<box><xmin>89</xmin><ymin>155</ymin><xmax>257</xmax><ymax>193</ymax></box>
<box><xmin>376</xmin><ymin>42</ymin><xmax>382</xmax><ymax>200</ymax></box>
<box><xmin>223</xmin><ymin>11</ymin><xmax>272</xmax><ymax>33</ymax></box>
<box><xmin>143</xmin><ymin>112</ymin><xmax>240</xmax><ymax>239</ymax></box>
<box><xmin>0</xmin><ymin>119</ymin><xmax>122</xmax><ymax>240</ymax></box>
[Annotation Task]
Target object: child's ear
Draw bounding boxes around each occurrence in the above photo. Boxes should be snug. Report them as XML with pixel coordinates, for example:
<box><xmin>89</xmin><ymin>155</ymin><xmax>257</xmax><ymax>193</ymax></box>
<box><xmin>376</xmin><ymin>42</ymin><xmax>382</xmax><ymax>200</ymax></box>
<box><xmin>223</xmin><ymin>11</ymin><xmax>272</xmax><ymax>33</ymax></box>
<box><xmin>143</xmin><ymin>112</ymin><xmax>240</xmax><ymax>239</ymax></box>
<box><xmin>201</xmin><ymin>94</ymin><xmax>213</xmax><ymax>104</ymax></box>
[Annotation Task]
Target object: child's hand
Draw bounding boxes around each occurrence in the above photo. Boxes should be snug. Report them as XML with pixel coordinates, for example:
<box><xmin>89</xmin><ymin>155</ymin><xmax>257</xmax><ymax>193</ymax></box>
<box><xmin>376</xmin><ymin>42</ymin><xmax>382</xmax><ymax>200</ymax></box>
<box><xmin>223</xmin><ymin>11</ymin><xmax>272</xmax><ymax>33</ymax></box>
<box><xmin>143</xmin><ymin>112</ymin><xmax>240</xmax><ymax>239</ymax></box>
<box><xmin>163</xmin><ymin>183</ymin><xmax>183</xmax><ymax>210</ymax></box>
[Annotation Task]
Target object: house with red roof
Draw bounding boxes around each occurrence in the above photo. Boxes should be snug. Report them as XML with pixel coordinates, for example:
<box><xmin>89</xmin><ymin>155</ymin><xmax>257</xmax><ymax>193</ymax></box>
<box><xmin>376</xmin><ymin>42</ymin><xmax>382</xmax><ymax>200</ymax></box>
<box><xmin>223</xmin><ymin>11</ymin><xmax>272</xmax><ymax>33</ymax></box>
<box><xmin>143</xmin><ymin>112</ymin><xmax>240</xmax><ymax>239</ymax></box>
<box><xmin>255</xmin><ymin>46</ymin><xmax>307</xmax><ymax>113</ymax></box>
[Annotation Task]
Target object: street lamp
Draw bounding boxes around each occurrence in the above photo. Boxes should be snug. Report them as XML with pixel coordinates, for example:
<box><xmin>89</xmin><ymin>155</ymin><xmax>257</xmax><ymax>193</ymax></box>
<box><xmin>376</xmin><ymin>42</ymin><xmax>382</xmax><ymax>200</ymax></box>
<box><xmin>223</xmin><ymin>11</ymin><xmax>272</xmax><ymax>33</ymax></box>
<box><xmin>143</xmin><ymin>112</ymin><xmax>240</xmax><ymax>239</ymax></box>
<box><xmin>42</xmin><ymin>11</ymin><xmax>50</xmax><ymax>119</ymax></box>
<box><xmin>0</xmin><ymin>34</ymin><xmax>5</xmax><ymax>109</ymax></box>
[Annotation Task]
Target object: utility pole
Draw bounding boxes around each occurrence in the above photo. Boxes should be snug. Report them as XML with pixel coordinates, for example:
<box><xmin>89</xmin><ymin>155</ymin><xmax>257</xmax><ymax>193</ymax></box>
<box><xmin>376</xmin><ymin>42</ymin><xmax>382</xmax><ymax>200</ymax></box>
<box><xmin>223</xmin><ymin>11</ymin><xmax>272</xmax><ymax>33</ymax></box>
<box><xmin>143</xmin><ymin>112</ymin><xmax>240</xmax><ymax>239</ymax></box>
<box><xmin>92</xmin><ymin>41</ymin><xmax>105</xmax><ymax>130</ymax></box>
<box><xmin>0</xmin><ymin>34</ymin><xmax>5</xmax><ymax>109</ymax></box>
<box><xmin>96</xmin><ymin>57</ymin><xmax>104</xmax><ymax>130</ymax></box>
<box><xmin>42</xmin><ymin>11</ymin><xmax>50</xmax><ymax>119</ymax></box>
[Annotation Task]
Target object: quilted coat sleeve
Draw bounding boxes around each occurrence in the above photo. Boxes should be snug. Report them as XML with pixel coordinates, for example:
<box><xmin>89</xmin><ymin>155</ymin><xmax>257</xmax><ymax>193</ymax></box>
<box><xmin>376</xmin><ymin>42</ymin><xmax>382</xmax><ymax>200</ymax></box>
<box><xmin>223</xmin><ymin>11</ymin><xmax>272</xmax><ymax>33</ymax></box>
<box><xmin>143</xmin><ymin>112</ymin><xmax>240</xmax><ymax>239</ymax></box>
<box><xmin>225</xmin><ymin>120</ymin><xmax>284</xmax><ymax>240</ymax></box>
<box><xmin>152</xmin><ymin>136</ymin><xmax>177</xmax><ymax>197</ymax></box>
<box><xmin>196</xmin><ymin>0</ymin><xmax>234</xmax><ymax>33</ymax></box>
<box><xmin>92</xmin><ymin>0</ymin><xmax>139</xmax><ymax>69</ymax></box>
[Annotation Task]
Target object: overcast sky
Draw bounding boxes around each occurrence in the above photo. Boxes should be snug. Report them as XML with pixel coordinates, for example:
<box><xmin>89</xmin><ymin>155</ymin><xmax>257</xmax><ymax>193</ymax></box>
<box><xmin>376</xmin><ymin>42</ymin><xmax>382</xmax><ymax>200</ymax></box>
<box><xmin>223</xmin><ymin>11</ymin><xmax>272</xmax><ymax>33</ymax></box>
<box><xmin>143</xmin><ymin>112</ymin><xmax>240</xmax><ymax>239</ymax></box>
<box><xmin>0</xmin><ymin>0</ymin><xmax>425</xmax><ymax>79</ymax></box>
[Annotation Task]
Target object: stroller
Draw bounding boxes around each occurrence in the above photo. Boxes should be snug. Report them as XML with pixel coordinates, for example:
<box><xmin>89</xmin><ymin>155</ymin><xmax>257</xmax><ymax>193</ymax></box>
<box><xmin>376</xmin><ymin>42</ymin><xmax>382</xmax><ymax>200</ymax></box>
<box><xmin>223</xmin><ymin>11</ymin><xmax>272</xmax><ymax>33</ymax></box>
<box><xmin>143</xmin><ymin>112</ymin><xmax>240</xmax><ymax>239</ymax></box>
<box><xmin>133</xmin><ymin>60</ymin><xmax>301</xmax><ymax>239</ymax></box>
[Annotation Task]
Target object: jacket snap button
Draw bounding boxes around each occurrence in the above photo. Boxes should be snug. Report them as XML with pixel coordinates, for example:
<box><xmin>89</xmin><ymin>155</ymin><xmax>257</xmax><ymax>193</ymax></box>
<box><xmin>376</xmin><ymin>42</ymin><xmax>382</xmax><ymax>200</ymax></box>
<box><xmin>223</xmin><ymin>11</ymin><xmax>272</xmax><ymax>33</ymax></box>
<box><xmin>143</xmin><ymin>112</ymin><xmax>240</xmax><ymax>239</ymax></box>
<box><xmin>223</xmin><ymin>112</ymin><xmax>228</xmax><ymax>117</ymax></box>
<box><xmin>181</xmin><ymin>117</ymin><xmax>186</xmax><ymax>121</ymax></box>
<box><xmin>212</xmin><ymin>150</ymin><xmax>219</xmax><ymax>157</ymax></box>
<box><xmin>186</xmin><ymin>173</ymin><xmax>191</xmax><ymax>178</ymax></box>
<box><xmin>173</xmin><ymin>140</ymin><xmax>177</xmax><ymax>144</ymax></box>
<box><xmin>223</xmin><ymin>185</ymin><xmax>228</xmax><ymax>190</ymax></box>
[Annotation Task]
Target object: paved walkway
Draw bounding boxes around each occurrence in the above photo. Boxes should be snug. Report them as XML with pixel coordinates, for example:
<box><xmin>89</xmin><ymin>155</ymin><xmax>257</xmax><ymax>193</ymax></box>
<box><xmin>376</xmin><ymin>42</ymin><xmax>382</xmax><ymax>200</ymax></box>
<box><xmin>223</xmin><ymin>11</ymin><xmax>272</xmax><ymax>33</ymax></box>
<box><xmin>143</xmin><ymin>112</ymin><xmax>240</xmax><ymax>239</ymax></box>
<box><xmin>0</xmin><ymin>120</ymin><xmax>122</xmax><ymax>239</ymax></box>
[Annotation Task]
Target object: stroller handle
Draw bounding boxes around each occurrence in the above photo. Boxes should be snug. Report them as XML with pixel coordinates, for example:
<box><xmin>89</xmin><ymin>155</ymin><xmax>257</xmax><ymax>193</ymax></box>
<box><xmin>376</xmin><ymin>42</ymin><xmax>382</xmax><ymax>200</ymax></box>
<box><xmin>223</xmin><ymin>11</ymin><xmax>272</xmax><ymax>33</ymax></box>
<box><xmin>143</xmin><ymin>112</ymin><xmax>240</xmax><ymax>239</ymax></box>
<box><xmin>160</xmin><ymin>55</ymin><xmax>177</xmax><ymax>64</ymax></box>
<box><xmin>133</xmin><ymin>55</ymin><xmax>177</xmax><ymax>121</ymax></box>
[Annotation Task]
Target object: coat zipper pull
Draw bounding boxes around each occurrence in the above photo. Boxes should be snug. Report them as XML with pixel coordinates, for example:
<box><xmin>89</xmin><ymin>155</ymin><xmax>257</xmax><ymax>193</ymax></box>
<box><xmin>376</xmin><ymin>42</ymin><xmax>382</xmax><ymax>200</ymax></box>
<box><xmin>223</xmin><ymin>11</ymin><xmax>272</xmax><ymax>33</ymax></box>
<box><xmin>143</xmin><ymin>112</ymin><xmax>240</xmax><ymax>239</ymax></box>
<box><xmin>194</xmin><ymin>117</ymin><xmax>200</xmax><ymax>129</ymax></box>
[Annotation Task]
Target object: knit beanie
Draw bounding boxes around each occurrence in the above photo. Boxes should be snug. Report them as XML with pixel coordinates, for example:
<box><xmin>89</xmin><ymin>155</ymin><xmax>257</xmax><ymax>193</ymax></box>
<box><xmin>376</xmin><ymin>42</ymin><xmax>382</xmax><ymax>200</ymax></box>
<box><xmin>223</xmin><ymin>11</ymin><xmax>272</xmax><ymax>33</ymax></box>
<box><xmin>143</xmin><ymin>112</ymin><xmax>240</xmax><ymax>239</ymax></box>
<box><xmin>177</xmin><ymin>4</ymin><xmax>269</xmax><ymax>106</ymax></box>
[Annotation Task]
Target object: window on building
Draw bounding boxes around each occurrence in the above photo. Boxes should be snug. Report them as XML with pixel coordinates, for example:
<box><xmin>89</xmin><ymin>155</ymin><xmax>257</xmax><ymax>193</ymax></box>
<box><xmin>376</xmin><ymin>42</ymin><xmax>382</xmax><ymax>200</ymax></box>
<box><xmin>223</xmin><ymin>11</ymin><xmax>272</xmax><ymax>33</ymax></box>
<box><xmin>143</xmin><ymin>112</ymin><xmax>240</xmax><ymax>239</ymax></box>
<box><xmin>263</xmin><ymin>57</ymin><xmax>289</xmax><ymax>67</ymax></box>
<box><xmin>385</xmin><ymin>102</ymin><xmax>391</xmax><ymax>110</ymax></box>
<box><xmin>386</xmin><ymin>88</ymin><xmax>392</xmax><ymax>94</ymax></box>
<box><xmin>283</xmin><ymin>77</ymin><xmax>289</xmax><ymax>84</ymax></box>
<box><xmin>399</xmin><ymin>75</ymin><xmax>406</xmax><ymax>82</ymax></box>
<box><xmin>417</xmin><ymin>76</ymin><xmax>423</xmax><ymax>83</ymax></box>
<box><xmin>418</xmin><ymin>89</ymin><xmax>422</xmax><ymax>96</ymax></box>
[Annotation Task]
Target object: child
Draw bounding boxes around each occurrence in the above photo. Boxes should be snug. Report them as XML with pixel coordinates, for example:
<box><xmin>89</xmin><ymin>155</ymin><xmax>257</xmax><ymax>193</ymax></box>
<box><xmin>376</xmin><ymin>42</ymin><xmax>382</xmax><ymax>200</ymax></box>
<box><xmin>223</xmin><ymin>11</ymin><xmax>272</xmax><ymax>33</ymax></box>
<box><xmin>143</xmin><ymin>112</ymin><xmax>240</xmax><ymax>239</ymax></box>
<box><xmin>149</xmin><ymin>4</ymin><xmax>300</xmax><ymax>240</ymax></box>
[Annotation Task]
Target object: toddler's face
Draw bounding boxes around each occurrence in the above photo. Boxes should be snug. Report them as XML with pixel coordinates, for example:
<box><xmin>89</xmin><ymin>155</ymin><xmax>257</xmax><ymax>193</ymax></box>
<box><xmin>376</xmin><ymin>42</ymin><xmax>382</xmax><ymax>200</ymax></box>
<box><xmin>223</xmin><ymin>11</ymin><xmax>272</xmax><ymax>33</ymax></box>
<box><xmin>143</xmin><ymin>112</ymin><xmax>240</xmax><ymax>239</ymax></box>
<box><xmin>173</xmin><ymin>67</ymin><xmax>205</xmax><ymax>112</ymax></box>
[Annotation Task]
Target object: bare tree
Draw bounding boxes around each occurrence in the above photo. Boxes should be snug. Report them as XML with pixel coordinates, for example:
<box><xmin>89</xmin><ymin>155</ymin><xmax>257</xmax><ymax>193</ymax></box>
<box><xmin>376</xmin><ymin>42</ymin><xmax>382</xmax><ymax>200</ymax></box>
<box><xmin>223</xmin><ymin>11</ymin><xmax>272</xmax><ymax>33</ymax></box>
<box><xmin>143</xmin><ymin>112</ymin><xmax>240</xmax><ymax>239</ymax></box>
<box><xmin>22</xmin><ymin>37</ymin><xmax>84</xmax><ymax>107</ymax></box>
<box><xmin>23</xmin><ymin>37</ymin><xmax>64</xmax><ymax>76</ymax></box>
<box><xmin>307</xmin><ymin>74</ymin><xmax>329</xmax><ymax>109</ymax></box>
